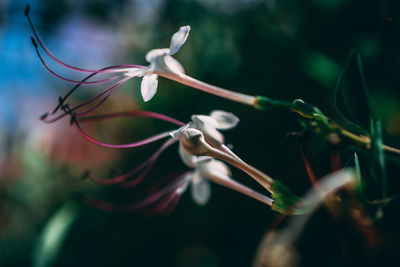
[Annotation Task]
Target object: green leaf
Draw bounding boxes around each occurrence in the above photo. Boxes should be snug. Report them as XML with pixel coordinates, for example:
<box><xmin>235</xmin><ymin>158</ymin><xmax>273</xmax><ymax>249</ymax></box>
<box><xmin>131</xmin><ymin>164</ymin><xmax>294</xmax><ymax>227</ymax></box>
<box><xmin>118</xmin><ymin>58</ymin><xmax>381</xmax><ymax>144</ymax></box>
<box><xmin>352</xmin><ymin>153</ymin><xmax>372</xmax><ymax>202</ymax></box>
<box><xmin>370</xmin><ymin>119</ymin><xmax>387</xmax><ymax>200</ymax></box>
<box><xmin>353</xmin><ymin>153</ymin><xmax>362</xmax><ymax>190</ymax></box>
<box><xmin>335</xmin><ymin>49</ymin><xmax>372</xmax><ymax>133</ymax></box>
<box><xmin>32</xmin><ymin>203</ymin><xmax>79</xmax><ymax>267</ymax></box>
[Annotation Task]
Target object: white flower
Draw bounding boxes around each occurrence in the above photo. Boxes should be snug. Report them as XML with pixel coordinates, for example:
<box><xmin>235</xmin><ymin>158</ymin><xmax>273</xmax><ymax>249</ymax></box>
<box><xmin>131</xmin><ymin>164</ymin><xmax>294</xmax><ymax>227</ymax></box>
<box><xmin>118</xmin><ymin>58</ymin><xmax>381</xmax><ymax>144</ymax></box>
<box><xmin>173</xmin><ymin>110</ymin><xmax>238</xmax><ymax>206</ymax></box>
<box><xmin>169</xmin><ymin>110</ymin><xmax>239</xmax><ymax>149</ymax></box>
<box><xmin>178</xmin><ymin>145</ymin><xmax>231</xmax><ymax>205</ymax></box>
<box><xmin>190</xmin><ymin>110</ymin><xmax>239</xmax><ymax>148</ymax></box>
<box><xmin>174</xmin><ymin>110</ymin><xmax>238</xmax><ymax>206</ymax></box>
<box><xmin>125</xmin><ymin>26</ymin><xmax>191</xmax><ymax>102</ymax></box>
<box><xmin>178</xmin><ymin>144</ymin><xmax>272</xmax><ymax>207</ymax></box>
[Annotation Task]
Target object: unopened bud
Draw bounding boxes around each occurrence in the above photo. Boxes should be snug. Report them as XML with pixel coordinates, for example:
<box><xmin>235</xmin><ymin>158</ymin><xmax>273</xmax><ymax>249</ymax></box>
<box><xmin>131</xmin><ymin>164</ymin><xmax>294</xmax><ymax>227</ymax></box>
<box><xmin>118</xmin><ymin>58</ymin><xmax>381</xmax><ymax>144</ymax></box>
<box><xmin>179</xmin><ymin>128</ymin><xmax>210</xmax><ymax>156</ymax></box>
<box><xmin>291</xmin><ymin>98</ymin><xmax>323</xmax><ymax>118</ymax></box>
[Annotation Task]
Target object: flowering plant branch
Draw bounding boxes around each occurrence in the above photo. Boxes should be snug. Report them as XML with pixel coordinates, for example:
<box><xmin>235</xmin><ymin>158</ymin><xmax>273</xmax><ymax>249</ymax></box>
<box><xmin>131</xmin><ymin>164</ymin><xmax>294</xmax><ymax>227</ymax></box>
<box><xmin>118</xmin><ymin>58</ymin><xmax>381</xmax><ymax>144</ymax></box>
<box><xmin>26</xmin><ymin>3</ymin><xmax>399</xmax><ymax>217</ymax></box>
<box><xmin>24</xmin><ymin>2</ymin><xmax>400</xmax><ymax>267</ymax></box>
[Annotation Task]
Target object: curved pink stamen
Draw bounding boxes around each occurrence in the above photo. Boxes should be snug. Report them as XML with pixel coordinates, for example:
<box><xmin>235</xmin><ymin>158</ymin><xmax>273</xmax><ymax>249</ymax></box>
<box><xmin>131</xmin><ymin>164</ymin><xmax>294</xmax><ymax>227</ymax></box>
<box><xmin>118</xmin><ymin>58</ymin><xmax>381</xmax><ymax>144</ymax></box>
<box><xmin>119</xmin><ymin>162</ymin><xmax>155</xmax><ymax>188</ymax></box>
<box><xmin>78</xmin><ymin>111</ymin><xmax>185</xmax><ymax>126</ymax></box>
<box><xmin>31</xmin><ymin>37</ymin><xmax>121</xmax><ymax>85</ymax></box>
<box><xmin>51</xmin><ymin>65</ymin><xmax>145</xmax><ymax>115</ymax></box>
<box><xmin>88</xmin><ymin>138</ymin><xmax>177</xmax><ymax>185</ymax></box>
<box><xmin>76</xmin><ymin>120</ymin><xmax>173</xmax><ymax>149</ymax></box>
<box><xmin>26</xmin><ymin>5</ymin><xmax>142</xmax><ymax>74</ymax></box>
<box><xmin>41</xmin><ymin>76</ymin><xmax>132</xmax><ymax>123</ymax></box>
<box><xmin>120</xmin><ymin>138</ymin><xmax>177</xmax><ymax>188</ymax></box>
<box><xmin>145</xmin><ymin>191</ymin><xmax>182</xmax><ymax>216</ymax></box>
<box><xmin>84</xmin><ymin>171</ymin><xmax>190</xmax><ymax>212</ymax></box>
<box><xmin>73</xmin><ymin>77</ymin><xmax>132</xmax><ymax>117</ymax></box>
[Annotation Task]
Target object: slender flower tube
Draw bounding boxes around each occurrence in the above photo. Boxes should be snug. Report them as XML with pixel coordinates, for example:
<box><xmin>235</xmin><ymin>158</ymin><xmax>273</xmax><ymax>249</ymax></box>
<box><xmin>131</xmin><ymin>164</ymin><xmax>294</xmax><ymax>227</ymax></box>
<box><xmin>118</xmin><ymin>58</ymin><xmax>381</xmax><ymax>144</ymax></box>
<box><xmin>178</xmin><ymin>144</ymin><xmax>273</xmax><ymax>206</ymax></box>
<box><xmin>179</xmin><ymin>128</ymin><xmax>274</xmax><ymax>193</ymax></box>
<box><xmin>85</xmin><ymin>157</ymin><xmax>273</xmax><ymax>214</ymax></box>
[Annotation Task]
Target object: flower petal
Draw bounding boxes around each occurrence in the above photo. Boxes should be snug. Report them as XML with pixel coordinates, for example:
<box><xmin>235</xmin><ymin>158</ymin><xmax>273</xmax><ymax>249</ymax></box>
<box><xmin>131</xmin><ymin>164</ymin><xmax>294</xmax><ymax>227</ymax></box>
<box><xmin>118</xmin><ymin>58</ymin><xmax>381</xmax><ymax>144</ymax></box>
<box><xmin>145</xmin><ymin>48</ymin><xmax>170</xmax><ymax>63</ymax></box>
<box><xmin>169</xmin><ymin>25</ymin><xmax>191</xmax><ymax>55</ymax></box>
<box><xmin>210</xmin><ymin>110</ymin><xmax>239</xmax><ymax>130</ymax></box>
<box><xmin>164</xmin><ymin>55</ymin><xmax>185</xmax><ymax>74</ymax></box>
<box><xmin>191</xmin><ymin>115</ymin><xmax>224</xmax><ymax>146</ymax></box>
<box><xmin>179</xmin><ymin>145</ymin><xmax>198</xmax><ymax>168</ymax></box>
<box><xmin>141</xmin><ymin>74</ymin><xmax>158</xmax><ymax>102</ymax></box>
<box><xmin>193</xmin><ymin>115</ymin><xmax>218</xmax><ymax>129</ymax></box>
<box><xmin>190</xmin><ymin>171</ymin><xmax>211</xmax><ymax>206</ymax></box>
<box><xmin>199</xmin><ymin>159</ymin><xmax>231</xmax><ymax>177</ymax></box>
<box><xmin>175</xmin><ymin>173</ymin><xmax>191</xmax><ymax>195</ymax></box>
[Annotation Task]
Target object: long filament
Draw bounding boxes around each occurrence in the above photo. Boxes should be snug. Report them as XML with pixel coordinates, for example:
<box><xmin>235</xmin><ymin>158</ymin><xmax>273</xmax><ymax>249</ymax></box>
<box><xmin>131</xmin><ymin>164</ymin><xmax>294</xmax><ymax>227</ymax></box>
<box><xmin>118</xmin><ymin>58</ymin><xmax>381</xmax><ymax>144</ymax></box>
<box><xmin>26</xmin><ymin>5</ymin><xmax>139</xmax><ymax>74</ymax></box>
<box><xmin>87</xmin><ymin>138</ymin><xmax>177</xmax><ymax>185</ymax></box>
<box><xmin>75</xmin><ymin>121</ymin><xmax>172</xmax><ymax>149</ymax></box>
<box><xmin>31</xmin><ymin>37</ymin><xmax>120</xmax><ymax>85</ymax></box>
<box><xmin>84</xmin><ymin>171</ymin><xmax>191</xmax><ymax>212</ymax></box>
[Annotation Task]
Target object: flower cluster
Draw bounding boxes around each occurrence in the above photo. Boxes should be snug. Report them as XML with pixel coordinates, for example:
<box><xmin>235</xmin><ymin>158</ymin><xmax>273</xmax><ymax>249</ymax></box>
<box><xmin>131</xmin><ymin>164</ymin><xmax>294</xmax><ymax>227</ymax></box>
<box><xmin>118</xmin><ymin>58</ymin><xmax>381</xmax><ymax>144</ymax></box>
<box><xmin>26</xmin><ymin>5</ymin><xmax>276</xmax><ymax>213</ymax></box>
<box><xmin>75</xmin><ymin>109</ymin><xmax>273</xmax><ymax>212</ymax></box>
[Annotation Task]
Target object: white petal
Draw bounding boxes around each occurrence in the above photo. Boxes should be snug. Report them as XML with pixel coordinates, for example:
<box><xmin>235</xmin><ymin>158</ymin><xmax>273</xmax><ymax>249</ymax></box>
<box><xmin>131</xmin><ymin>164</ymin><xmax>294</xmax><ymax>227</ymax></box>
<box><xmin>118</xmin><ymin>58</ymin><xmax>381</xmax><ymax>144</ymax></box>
<box><xmin>145</xmin><ymin>48</ymin><xmax>170</xmax><ymax>63</ymax></box>
<box><xmin>140</xmin><ymin>74</ymin><xmax>158</xmax><ymax>102</ymax></box>
<box><xmin>205</xmin><ymin>127</ymin><xmax>224</xmax><ymax>146</ymax></box>
<box><xmin>191</xmin><ymin>115</ymin><xmax>219</xmax><ymax>129</ymax></box>
<box><xmin>164</xmin><ymin>55</ymin><xmax>185</xmax><ymax>74</ymax></box>
<box><xmin>179</xmin><ymin>145</ymin><xmax>198</xmax><ymax>168</ymax></box>
<box><xmin>169</xmin><ymin>25</ymin><xmax>191</xmax><ymax>55</ymax></box>
<box><xmin>191</xmin><ymin>116</ymin><xmax>224</xmax><ymax>146</ymax></box>
<box><xmin>175</xmin><ymin>173</ymin><xmax>191</xmax><ymax>195</ymax></box>
<box><xmin>210</xmin><ymin>110</ymin><xmax>239</xmax><ymax>130</ymax></box>
<box><xmin>199</xmin><ymin>159</ymin><xmax>231</xmax><ymax>177</ymax></box>
<box><xmin>190</xmin><ymin>172</ymin><xmax>211</xmax><ymax>206</ymax></box>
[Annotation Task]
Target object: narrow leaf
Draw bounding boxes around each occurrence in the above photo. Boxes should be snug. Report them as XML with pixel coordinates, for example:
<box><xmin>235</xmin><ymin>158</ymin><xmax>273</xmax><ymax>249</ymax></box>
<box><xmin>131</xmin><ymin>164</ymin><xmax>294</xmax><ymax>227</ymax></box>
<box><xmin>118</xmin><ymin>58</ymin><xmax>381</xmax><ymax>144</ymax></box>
<box><xmin>354</xmin><ymin>153</ymin><xmax>362</xmax><ymax>186</ymax></box>
<box><xmin>370</xmin><ymin>119</ymin><xmax>387</xmax><ymax>200</ymax></box>
<box><xmin>32</xmin><ymin>203</ymin><xmax>79</xmax><ymax>267</ymax></box>
<box><xmin>335</xmin><ymin>49</ymin><xmax>372</xmax><ymax>133</ymax></box>
<box><xmin>353</xmin><ymin>153</ymin><xmax>370</xmax><ymax>201</ymax></box>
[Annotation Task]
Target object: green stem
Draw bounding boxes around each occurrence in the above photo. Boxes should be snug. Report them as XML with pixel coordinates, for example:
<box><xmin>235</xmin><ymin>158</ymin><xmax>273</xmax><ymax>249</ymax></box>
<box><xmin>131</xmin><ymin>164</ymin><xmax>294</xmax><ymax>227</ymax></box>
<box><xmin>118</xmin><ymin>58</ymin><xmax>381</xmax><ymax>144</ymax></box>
<box><xmin>254</xmin><ymin>96</ymin><xmax>292</xmax><ymax>110</ymax></box>
<box><xmin>164</xmin><ymin>69</ymin><xmax>400</xmax><ymax>156</ymax></box>
<box><xmin>328</xmin><ymin>120</ymin><xmax>400</xmax><ymax>156</ymax></box>
<box><xmin>255</xmin><ymin>96</ymin><xmax>400</xmax><ymax>156</ymax></box>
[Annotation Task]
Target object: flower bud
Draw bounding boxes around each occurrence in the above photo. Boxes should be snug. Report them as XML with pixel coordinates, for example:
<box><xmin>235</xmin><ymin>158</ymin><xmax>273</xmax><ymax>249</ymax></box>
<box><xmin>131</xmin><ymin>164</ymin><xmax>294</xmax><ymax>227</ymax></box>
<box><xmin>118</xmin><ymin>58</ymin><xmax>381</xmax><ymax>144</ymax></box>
<box><xmin>179</xmin><ymin>128</ymin><xmax>211</xmax><ymax>156</ymax></box>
